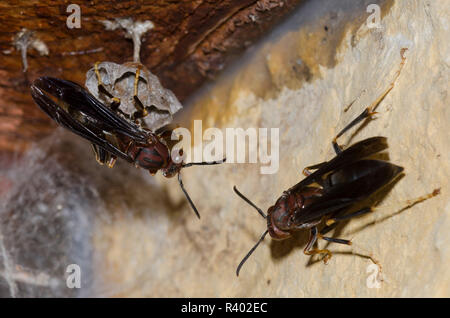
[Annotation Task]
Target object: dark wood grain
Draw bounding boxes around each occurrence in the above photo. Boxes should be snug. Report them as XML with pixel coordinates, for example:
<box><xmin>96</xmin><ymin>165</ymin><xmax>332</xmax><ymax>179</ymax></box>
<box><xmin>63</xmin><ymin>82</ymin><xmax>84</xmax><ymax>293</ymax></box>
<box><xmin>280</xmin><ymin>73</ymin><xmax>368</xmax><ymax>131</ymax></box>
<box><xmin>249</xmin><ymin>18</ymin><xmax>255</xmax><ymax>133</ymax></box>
<box><xmin>0</xmin><ymin>0</ymin><xmax>304</xmax><ymax>154</ymax></box>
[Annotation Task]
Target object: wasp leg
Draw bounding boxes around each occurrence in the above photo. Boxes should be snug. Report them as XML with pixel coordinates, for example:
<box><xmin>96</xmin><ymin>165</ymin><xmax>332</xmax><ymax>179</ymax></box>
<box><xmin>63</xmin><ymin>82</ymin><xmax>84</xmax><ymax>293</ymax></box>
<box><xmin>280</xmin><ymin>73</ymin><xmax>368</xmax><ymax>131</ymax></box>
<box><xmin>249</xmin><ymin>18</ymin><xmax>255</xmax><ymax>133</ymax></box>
<box><xmin>132</xmin><ymin>96</ymin><xmax>148</xmax><ymax>120</ymax></box>
<box><xmin>332</xmin><ymin>49</ymin><xmax>407</xmax><ymax>154</ymax></box>
<box><xmin>325</xmin><ymin>207</ymin><xmax>373</xmax><ymax>227</ymax></box>
<box><xmin>303</xmin><ymin>226</ymin><xmax>332</xmax><ymax>264</ymax></box>
<box><xmin>95</xmin><ymin>62</ymin><xmax>131</xmax><ymax>119</ymax></box>
<box><xmin>132</xmin><ymin>98</ymin><xmax>172</xmax><ymax>121</ymax></box>
<box><xmin>302</xmin><ymin>161</ymin><xmax>328</xmax><ymax>176</ymax></box>
<box><xmin>94</xmin><ymin>61</ymin><xmax>121</xmax><ymax>112</ymax></box>
<box><xmin>318</xmin><ymin>232</ymin><xmax>379</xmax><ymax>268</ymax></box>
<box><xmin>320</xmin><ymin>206</ymin><xmax>373</xmax><ymax>235</ymax></box>
<box><xmin>131</xmin><ymin>67</ymin><xmax>148</xmax><ymax>121</ymax></box>
<box><xmin>332</xmin><ymin>107</ymin><xmax>378</xmax><ymax>154</ymax></box>
<box><xmin>318</xmin><ymin>234</ymin><xmax>351</xmax><ymax>246</ymax></box>
<box><xmin>319</xmin><ymin>207</ymin><xmax>381</xmax><ymax>266</ymax></box>
<box><xmin>131</xmin><ymin>67</ymin><xmax>172</xmax><ymax>121</ymax></box>
<box><xmin>91</xmin><ymin>143</ymin><xmax>117</xmax><ymax>168</ymax></box>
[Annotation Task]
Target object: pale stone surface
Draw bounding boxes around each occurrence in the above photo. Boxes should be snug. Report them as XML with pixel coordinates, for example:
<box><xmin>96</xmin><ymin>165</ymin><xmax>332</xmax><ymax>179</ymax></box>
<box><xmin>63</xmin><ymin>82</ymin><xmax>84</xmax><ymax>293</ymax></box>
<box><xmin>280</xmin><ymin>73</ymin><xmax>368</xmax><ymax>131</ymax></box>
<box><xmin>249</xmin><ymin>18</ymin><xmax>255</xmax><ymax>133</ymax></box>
<box><xmin>1</xmin><ymin>0</ymin><xmax>447</xmax><ymax>297</ymax></box>
<box><xmin>102</xmin><ymin>0</ymin><xmax>447</xmax><ymax>297</ymax></box>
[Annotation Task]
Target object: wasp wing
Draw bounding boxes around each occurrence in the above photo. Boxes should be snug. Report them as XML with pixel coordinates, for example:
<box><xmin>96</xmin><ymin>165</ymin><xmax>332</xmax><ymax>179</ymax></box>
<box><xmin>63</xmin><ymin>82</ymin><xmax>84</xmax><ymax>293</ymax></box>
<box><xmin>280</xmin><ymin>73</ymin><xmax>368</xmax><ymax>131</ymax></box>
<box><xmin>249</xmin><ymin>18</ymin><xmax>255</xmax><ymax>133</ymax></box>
<box><xmin>31</xmin><ymin>77</ymin><xmax>149</xmax><ymax>162</ymax></box>
<box><xmin>289</xmin><ymin>137</ymin><xmax>389</xmax><ymax>193</ymax></box>
<box><xmin>293</xmin><ymin>159</ymin><xmax>403</xmax><ymax>224</ymax></box>
<box><xmin>33</xmin><ymin>77</ymin><xmax>148</xmax><ymax>141</ymax></box>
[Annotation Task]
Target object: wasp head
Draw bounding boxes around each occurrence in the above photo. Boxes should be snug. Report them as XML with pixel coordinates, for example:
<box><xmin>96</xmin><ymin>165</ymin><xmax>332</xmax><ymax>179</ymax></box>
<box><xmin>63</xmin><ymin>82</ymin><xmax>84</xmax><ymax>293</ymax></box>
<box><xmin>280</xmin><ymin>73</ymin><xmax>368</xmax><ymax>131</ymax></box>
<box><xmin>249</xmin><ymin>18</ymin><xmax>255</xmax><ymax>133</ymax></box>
<box><xmin>266</xmin><ymin>194</ymin><xmax>295</xmax><ymax>240</ymax></box>
<box><xmin>161</xmin><ymin>160</ymin><xmax>183</xmax><ymax>178</ymax></box>
<box><xmin>161</xmin><ymin>148</ymin><xmax>184</xmax><ymax>178</ymax></box>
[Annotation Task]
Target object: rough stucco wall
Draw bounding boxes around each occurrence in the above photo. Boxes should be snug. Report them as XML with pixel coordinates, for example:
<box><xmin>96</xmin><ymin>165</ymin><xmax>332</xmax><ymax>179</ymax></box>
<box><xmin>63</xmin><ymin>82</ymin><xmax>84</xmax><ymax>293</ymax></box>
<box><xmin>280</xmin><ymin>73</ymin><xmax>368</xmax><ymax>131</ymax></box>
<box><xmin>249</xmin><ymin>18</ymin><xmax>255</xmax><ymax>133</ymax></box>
<box><xmin>130</xmin><ymin>0</ymin><xmax>447</xmax><ymax>297</ymax></box>
<box><xmin>1</xmin><ymin>0</ymin><xmax>448</xmax><ymax>297</ymax></box>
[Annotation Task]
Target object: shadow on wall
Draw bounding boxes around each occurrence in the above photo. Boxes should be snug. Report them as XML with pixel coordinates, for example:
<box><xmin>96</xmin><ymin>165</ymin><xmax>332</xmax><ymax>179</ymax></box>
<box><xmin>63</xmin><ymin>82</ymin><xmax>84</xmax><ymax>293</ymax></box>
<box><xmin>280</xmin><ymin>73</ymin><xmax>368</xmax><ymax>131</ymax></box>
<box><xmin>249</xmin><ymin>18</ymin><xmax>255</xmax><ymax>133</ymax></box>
<box><xmin>0</xmin><ymin>130</ymin><xmax>180</xmax><ymax>297</ymax></box>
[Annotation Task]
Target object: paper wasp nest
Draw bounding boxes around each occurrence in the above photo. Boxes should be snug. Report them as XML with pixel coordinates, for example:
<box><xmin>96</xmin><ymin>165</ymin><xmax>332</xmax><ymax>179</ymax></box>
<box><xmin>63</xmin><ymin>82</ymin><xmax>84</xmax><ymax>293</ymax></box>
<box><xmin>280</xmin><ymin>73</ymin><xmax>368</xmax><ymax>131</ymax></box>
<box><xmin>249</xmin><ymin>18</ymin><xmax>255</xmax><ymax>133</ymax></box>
<box><xmin>85</xmin><ymin>61</ymin><xmax>183</xmax><ymax>131</ymax></box>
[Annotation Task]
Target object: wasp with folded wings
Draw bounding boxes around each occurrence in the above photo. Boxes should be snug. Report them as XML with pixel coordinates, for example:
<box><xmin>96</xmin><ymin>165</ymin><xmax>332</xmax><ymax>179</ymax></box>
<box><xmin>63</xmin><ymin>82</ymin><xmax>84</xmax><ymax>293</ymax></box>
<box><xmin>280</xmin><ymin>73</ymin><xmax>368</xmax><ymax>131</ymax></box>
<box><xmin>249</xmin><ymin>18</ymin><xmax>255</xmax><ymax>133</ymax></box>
<box><xmin>31</xmin><ymin>76</ymin><xmax>225</xmax><ymax>219</ymax></box>
<box><xmin>233</xmin><ymin>49</ymin><xmax>438</xmax><ymax>276</ymax></box>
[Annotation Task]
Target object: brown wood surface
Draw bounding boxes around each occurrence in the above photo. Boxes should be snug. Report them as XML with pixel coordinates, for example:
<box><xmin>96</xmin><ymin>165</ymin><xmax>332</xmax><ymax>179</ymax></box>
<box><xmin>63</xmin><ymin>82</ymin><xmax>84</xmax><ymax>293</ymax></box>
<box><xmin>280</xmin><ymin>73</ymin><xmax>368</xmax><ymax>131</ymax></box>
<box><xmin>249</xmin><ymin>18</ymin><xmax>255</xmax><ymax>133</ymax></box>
<box><xmin>0</xmin><ymin>0</ymin><xmax>304</xmax><ymax>154</ymax></box>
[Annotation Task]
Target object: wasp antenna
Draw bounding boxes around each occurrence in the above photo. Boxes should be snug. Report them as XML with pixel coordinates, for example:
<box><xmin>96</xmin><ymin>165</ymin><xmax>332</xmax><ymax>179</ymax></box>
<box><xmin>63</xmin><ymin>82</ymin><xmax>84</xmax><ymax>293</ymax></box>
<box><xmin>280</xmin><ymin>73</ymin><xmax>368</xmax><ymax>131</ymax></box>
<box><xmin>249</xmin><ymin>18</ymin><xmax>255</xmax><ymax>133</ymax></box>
<box><xmin>236</xmin><ymin>230</ymin><xmax>269</xmax><ymax>277</ymax></box>
<box><xmin>178</xmin><ymin>172</ymin><xmax>200</xmax><ymax>219</ymax></box>
<box><xmin>182</xmin><ymin>157</ymin><xmax>226</xmax><ymax>168</ymax></box>
<box><xmin>233</xmin><ymin>186</ymin><xmax>266</xmax><ymax>219</ymax></box>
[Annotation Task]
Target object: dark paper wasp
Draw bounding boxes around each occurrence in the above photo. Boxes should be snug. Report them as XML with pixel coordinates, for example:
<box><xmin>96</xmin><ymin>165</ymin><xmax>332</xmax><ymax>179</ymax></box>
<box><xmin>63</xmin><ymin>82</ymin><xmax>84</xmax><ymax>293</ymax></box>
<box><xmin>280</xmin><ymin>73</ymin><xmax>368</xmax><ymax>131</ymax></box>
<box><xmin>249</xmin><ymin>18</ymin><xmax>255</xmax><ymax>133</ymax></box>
<box><xmin>30</xmin><ymin>74</ymin><xmax>225</xmax><ymax>219</ymax></box>
<box><xmin>233</xmin><ymin>49</ymin><xmax>438</xmax><ymax>276</ymax></box>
